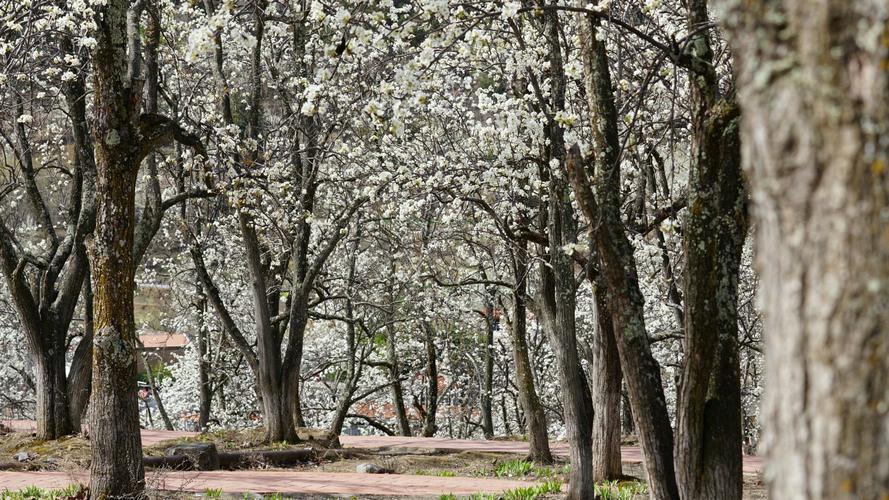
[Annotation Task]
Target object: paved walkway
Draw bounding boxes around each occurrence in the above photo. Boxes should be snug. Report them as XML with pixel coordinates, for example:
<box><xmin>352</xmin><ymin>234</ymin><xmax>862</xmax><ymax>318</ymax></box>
<box><xmin>2</xmin><ymin>419</ymin><xmax>763</xmax><ymax>494</ymax></box>
<box><xmin>338</xmin><ymin>435</ymin><xmax>762</xmax><ymax>474</ymax></box>
<box><xmin>4</xmin><ymin>420</ymin><xmax>762</xmax><ymax>473</ymax></box>
<box><xmin>2</xmin><ymin>420</ymin><xmax>194</xmax><ymax>446</ymax></box>
<box><xmin>0</xmin><ymin>470</ymin><xmax>533</xmax><ymax>496</ymax></box>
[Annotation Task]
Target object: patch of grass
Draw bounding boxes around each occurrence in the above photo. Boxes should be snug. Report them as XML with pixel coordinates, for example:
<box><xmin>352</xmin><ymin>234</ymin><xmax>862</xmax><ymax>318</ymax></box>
<box><xmin>503</xmin><ymin>480</ymin><xmax>562</xmax><ymax>499</ymax></box>
<box><xmin>1</xmin><ymin>484</ymin><xmax>85</xmax><ymax>499</ymax></box>
<box><xmin>416</xmin><ymin>469</ymin><xmax>457</xmax><ymax>477</ymax></box>
<box><xmin>203</xmin><ymin>488</ymin><xmax>223</xmax><ymax>498</ymax></box>
<box><xmin>440</xmin><ymin>480</ymin><xmax>561</xmax><ymax>500</ymax></box>
<box><xmin>491</xmin><ymin>459</ymin><xmax>569</xmax><ymax>480</ymax></box>
<box><xmin>494</xmin><ymin>459</ymin><xmax>534</xmax><ymax>477</ymax></box>
<box><xmin>593</xmin><ymin>479</ymin><xmax>648</xmax><ymax>500</ymax></box>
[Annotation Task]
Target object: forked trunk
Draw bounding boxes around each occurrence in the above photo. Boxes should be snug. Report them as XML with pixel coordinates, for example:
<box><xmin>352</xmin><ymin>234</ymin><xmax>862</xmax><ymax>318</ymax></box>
<box><xmin>261</xmin><ymin>380</ymin><xmax>297</xmax><ymax>443</ymax></box>
<box><xmin>386</xmin><ymin>326</ymin><xmax>412</xmax><ymax>436</ymax></box>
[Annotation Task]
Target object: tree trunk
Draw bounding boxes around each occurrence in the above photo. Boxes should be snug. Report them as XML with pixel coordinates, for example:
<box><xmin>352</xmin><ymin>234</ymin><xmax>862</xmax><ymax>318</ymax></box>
<box><xmin>383</xmin><ymin>263</ymin><xmax>411</xmax><ymax>436</ymax></box>
<box><xmin>88</xmin><ymin>0</ymin><xmax>146</xmax><ymax>484</ymax></box>
<box><xmin>34</xmin><ymin>343</ymin><xmax>72</xmax><ymax>440</ymax></box>
<box><xmin>260</xmin><ymin>379</ymin><xmax>295</xmax><ymax>443</ymax></box>
<box><xmin>481</xmin><ymin>298</ymin><xmax>495</xmax><ymax>439</ymax></box>
<box><xmin>196</xmin><ymin>290</ymin><xmax>212</xmax><ymax>431</ymax></box>
<box><xmin>88</xmin><ymin>161</ymin><xmax>144</xmax><ymax>497</ymax></box>
<box><xmin>673</xmin><ymin>4</ymin><xmax>748</xmax><ymax>493</ymax></box>
<box><xmin>538</xmin><ymin>8</ymin><xmax>595</xmax><ymax>498</ymax></box>
<box><xmin>67</xmin><ymin>274</ymin><xmax>93</xmax><ymax>433</ymax></box>
<box><xmin>239</xmin><ymin>210</ymin><xmax>297</xmax><ymax>443</ymax></box>
<box><xmin>570</xmin><ymin>12</ymin><xmax>678</xmax><ymax>500</ymax></box>
<box><xmin>285</xmin><ymin>295</ymin><xmax>308</xmax><ymax>431</ymax></box>
<box><xmin>88</xmin><ymin>1</ymin><xmax>202</xmax><ymax>493</ymax></box>
<box><xmin>386</xmin><ymin>326</ymin><xmax>412</xmax><ymax>436</ymax></box>
<box><xmin>536</xmin><ymin>204</ymin><xmax>595</xmax><ymax>499</ymax></box>
<box><xmin>329</xmin><ymin>238</ymin><xmax>361</xmax><ymax>437</ymax></box>
<box><xmin>719</xmin><ymin>1</ymin><xmax>889</xmax><ymax>497</ymax></box>
<box><xmin>421</xmin><ymin>321</ymin><xmax>438</xmax><ymax>437</ymax></box>
<box><xmin>590</xmin><ymin>289</ymin><xmax>623</xmax><ymax>481</ymax></box>
<box><xmin>674</xmin><ymin>98</ymin><xmax>746</xmax><ymax>500</ymax></box>
<box><xmin>67</xmin><ymin>340</ymin><xmax>92</xmax><ymax>432</ymax></box>
<box><xmin>510</xmin><ymin>242</ymin><xmax>553</xmax><ymax>464</ymax></box>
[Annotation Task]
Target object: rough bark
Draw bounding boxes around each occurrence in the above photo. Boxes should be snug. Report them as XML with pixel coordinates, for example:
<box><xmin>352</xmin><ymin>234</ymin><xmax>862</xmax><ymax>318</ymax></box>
<box><xmin>386</xmin><ymin>330</ymin><xmax>412</xmax><ymax>436</ymax></box>
<box><xmin>481</xmin><ymin>297</ymin><xmax>496</xmax><ymax>439</ymax></box>
<box><xmin>570</xmin><ymin>12</ymin><xmax>679</xmax><ymax>500</ymax></box>
<box><xmin>510</xmin><ymin>241</ymin><xmax>553</xmax><ymax>464</ymax></box>
<box><xmin>673</xmin><ymin>3</ymin><xmax>748</xmax><ymax>497</ymax></box>
<box><xmin>67</xmin><ymin>278</ymin><xmax>93</xmax><ymax>430</ymax></box>
<box><xmin>421</xmin><ymin>321</ymin><xmax>439</xmax><ymax>437</ymax></box>
<box><xmin>34</xmin><ymin>347</ymin><xmax>71</xmax><ymax>441</ymax></box>
<box><xmin>88</xmin><ymin>1</ymin><xmax>204</xmax><ymax>494</ymax></box>
<box><xmin>718</xmin><ymin>1</ymin><xmax>889</xmax><ymax>498</ymax></box>
<box><xmin>384</xmin><ymin>272</ymin><xmax>412</xmax><ymax>436</ymax></box>
<box><xmin>537</xmin><ymin>6</ymin><xmax>595</xmax><ymax>497</ymax></box>
<box><xmin>589</xmin><ymin>283</ymin><xmax>623</xmax><ymax>481</ymax></box>
<box><xmin>195</xmin><ymin>288</ymin><xmax>212</xmax><ymax>431</ymax></box>
<box><xmin>89</xmin><ymin>143</ymin><xmax>144</xmax><ymax>498</ymax></box>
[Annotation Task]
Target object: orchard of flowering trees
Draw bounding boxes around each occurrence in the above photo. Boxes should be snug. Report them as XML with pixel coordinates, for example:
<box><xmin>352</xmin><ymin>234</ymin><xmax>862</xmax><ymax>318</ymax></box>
<box><xmin>0</xmin><ymin>0</ymin><xmax>887</xmax><ymax>499</ymax></box>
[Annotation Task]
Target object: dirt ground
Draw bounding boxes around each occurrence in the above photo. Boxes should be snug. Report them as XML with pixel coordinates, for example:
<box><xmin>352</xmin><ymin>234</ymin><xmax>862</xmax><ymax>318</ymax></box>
<box><xmin>0</xmin><ymin>432</ymin><xmax>91</xmax><ymax>471</ymax></box>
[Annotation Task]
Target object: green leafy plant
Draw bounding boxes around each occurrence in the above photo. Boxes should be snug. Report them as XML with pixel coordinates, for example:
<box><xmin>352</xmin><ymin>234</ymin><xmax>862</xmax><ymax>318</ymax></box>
<box><xmin>1</xmin><ymin>484</ymin><xmax>85</xmax><ymax>500</ymax></box>
<box><xmin>440</xmin><ymin>480</ymin><xmax>562</xmax><ymax>500</ymax></box>
<box><xmin>204</xmin><ymin>488</ymin><xmax>223</xmax><ymax>498</ymax></box>
<box><xmin>494</xmin><ymin>459</ymin><xmax>534</xmax><ymax>477</ymax></box>
<box><xmin>593</xmin><ymin>480</ymin><xmax>648</xmax><ymax>500</ymax></box>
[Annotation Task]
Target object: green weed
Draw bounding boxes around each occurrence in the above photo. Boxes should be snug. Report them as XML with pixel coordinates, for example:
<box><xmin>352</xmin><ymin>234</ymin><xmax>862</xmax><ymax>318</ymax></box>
<box><xmin>593</xmin><ymin>479</ymin><xmax>648</xmax><ymax>500</ymax></box>
<box><xmin>440</xmin><ymin>479</ymin><xmax>562</xmax><ymax>500</ymax></box>
<box><xmin>494</xmin><ymin>459</ymin><xmax>534</xmax><ymax>477</ymax></box>
<box><xmin>1</xmin><ymin>484</ymin><xmax>85</xmax><ymax>500</ymax></box>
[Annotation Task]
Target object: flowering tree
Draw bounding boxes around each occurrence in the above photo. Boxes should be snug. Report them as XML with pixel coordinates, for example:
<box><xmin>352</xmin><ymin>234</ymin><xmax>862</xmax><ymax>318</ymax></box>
<box><xmin>0</xmin><ymin>0</ymin><xmax>782</xmax><ymax>498</ymax></box>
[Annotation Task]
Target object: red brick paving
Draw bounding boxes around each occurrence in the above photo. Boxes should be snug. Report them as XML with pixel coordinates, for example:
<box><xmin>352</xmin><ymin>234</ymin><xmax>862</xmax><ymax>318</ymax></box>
<box><xmin>337</xmin><ymin>435</ymin><xmax>763</xmax><ymax>475</ymax></box>
<box><xmin>1</xmin><ymin>419</ymin><xmax>763</xmax><ymax>494</ymax></box>
<box><xmin>1</xmin><ymin>420</ymin><xmax>194</xmax><ymax>446</ymax></box>
<box><xmin>0</xmin><ymin>470</ymin><xmax>534</xmax><ymax>495</ymax></box>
